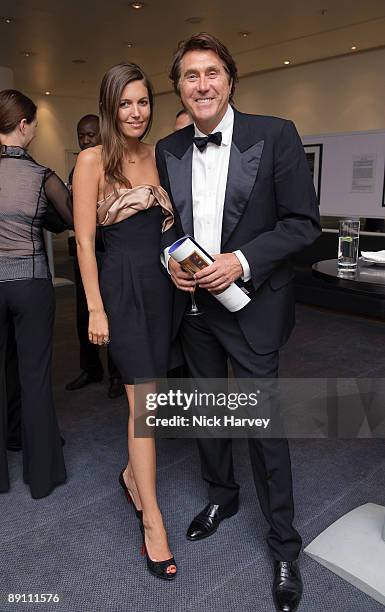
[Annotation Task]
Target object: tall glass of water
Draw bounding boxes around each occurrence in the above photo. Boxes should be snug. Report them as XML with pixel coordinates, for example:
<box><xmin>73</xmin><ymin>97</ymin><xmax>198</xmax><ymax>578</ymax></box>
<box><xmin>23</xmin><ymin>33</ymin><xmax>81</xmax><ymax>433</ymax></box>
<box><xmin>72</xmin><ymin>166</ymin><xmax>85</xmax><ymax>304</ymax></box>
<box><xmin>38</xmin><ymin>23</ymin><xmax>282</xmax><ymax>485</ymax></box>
<box><xmin>338</xmin><ymin>219</ymin><xmax>360</xmax><ymax>271</ymax></box>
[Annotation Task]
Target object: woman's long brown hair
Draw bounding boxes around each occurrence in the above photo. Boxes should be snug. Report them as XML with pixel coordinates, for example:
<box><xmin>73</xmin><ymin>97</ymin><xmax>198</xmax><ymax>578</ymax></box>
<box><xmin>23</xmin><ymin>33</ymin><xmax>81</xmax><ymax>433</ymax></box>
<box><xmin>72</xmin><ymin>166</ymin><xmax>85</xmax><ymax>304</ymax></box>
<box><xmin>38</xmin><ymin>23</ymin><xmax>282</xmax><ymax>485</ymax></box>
<box><xmin>99</xmin><ymin>63</ymin><xmax>154</xmax><ymax>192</ymax></box>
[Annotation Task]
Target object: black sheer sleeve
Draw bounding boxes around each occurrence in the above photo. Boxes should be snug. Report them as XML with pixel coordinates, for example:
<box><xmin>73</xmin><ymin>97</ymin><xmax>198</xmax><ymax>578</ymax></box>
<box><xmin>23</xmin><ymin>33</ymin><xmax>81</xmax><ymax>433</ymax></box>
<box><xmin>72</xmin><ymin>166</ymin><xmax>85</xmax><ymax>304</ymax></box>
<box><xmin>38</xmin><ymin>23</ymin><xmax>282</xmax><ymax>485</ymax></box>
<box><xmin>43</xmin><ymin>170</ymin><xmax>74</xmax><ymax>232</ymax></box>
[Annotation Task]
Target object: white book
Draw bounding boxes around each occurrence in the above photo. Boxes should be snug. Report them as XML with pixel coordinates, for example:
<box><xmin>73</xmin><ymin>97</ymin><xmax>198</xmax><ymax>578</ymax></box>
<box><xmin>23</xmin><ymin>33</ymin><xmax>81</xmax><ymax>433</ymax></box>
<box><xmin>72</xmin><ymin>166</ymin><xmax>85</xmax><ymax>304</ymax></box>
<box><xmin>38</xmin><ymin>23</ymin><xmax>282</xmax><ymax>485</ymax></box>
<box><xmin>169</xmin><ymin>236</ymin><xmax>251</xmax><ymax>313</ymax></box>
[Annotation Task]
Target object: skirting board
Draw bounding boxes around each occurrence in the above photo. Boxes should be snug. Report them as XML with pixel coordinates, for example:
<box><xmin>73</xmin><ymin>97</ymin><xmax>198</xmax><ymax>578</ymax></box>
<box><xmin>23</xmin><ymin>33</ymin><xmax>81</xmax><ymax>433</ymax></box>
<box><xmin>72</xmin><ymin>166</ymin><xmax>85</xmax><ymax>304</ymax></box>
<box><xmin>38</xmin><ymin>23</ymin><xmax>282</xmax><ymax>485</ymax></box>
<box><xmin>305</xmin><ymin>503</ymin><xmax>385</xmax><ymax>606</ymax></box>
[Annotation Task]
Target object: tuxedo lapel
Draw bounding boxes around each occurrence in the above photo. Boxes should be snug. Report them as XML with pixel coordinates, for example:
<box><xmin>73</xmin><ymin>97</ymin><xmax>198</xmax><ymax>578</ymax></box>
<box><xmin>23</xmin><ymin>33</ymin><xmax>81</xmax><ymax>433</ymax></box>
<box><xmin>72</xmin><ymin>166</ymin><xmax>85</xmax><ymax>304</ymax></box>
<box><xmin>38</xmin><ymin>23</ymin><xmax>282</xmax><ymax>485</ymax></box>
<box><xmin>164</xmin><ymin>145</ymin><xmax>194</xmax><ymax>237</ymax></box>
<box><xmin>221</xmin><ymin>110</ymin><xmax>264</xmax><ymax>249</ymax></box>
<box><xmin>162</xmin><ymin>112</ymin><xmax>264</xmax><ymax>245</ymax></box>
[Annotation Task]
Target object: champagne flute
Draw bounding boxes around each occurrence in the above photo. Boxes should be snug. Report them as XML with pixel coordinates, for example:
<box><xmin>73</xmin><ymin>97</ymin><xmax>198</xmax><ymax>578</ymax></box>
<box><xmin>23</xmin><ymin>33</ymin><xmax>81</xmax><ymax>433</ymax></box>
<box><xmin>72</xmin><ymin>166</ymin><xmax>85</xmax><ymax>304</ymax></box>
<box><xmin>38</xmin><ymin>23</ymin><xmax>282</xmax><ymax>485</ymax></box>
<box><xmin>169</xmin><ymin>247</ymin><xmax>203</xmax><ymax>315</ymax></box>
<box><xmin>186</xmin><ymin>283</ymin><xmax>202</xmax><ymax>316</ymax></box>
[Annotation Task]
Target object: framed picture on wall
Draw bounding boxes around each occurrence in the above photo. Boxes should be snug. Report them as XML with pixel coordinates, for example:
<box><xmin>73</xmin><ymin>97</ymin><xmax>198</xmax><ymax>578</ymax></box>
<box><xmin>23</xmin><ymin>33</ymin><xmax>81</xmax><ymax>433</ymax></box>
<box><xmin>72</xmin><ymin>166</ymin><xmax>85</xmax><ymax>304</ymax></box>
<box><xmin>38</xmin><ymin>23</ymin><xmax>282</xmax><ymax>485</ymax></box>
<box><xmin>304</xmin><ymin>143</ymin><xmax>323</xmax><ymax>203</ymax></box>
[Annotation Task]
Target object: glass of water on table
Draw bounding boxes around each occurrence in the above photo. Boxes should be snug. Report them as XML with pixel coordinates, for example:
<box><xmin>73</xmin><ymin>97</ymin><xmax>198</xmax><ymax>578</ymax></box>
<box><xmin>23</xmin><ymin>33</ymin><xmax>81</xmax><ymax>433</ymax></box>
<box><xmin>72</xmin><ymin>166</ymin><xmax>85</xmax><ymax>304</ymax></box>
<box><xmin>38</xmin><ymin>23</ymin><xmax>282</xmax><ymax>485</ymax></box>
<box><xmin>338</xmin><ymin>219</ymin><xmax>360</xmax><ymax>271</ymax></box>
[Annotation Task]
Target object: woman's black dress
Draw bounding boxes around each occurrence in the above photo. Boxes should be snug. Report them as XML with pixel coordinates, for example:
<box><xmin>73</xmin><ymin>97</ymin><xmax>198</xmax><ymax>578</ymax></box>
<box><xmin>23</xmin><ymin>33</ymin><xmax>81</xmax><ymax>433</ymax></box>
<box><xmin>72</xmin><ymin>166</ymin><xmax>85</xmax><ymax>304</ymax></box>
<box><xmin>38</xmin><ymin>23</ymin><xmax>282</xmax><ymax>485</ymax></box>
<box><xmin>97</xmin><ymin>185</ymin><xmax>174</xmax><ymax>384</ymax></box>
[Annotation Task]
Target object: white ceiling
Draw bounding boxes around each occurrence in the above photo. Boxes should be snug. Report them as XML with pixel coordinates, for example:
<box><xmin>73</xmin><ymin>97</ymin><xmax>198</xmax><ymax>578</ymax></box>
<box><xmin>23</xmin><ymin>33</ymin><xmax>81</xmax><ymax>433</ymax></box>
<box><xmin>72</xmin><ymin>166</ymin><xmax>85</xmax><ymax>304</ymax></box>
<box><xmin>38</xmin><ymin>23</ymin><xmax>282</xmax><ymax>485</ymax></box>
<box><xmin>1</xmin><ymin>0</ymin><xmax>385</xmax><ymax>99</ymax></box>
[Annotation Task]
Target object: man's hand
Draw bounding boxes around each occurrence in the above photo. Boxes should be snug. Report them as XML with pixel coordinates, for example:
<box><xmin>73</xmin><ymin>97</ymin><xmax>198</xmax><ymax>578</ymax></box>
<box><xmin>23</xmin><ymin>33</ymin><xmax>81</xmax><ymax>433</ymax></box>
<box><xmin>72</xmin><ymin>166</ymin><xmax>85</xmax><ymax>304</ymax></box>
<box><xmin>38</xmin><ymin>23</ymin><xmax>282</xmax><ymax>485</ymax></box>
<box><xmin>194</xmin><ymin>253</ymin><xmax>243</xmax><ymax>294</ymax></box>
<box><xmin>169</xmin><ymin>257</ymin><xmax>196</xmax><ymax>292</ymax></box>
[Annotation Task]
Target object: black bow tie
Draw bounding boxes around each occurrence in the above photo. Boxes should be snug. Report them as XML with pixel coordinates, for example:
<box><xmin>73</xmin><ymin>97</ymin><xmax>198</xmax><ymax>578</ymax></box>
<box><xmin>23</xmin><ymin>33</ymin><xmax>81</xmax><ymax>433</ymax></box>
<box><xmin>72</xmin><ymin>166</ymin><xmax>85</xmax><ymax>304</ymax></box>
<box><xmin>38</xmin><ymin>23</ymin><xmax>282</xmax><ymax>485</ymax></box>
<box><xmin>193</xmin><ymin>132</ymin><xmax>222</xmax><ymax>152</ymax></box>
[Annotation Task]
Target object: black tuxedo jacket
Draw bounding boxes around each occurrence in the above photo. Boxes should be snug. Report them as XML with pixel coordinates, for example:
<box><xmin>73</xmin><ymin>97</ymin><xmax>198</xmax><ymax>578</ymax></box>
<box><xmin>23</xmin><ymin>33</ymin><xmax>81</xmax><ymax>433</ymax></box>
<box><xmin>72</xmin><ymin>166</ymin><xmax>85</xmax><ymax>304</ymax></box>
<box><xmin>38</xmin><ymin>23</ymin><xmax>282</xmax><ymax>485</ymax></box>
<box><xmin>155</xmin><ymin>108</ymin><xmax>321</xmax><ymax>354</ymax></box>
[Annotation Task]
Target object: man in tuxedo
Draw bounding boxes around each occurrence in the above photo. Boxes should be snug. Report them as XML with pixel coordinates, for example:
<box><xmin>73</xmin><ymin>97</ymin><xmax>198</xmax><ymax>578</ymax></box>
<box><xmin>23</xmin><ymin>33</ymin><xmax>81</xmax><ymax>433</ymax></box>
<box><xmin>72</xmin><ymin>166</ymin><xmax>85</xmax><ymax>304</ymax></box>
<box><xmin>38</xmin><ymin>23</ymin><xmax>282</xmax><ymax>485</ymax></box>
<box><xmin>156</xmin><ymin>33</ymin><xmax>321</xmax><ymax>611</ymax></box>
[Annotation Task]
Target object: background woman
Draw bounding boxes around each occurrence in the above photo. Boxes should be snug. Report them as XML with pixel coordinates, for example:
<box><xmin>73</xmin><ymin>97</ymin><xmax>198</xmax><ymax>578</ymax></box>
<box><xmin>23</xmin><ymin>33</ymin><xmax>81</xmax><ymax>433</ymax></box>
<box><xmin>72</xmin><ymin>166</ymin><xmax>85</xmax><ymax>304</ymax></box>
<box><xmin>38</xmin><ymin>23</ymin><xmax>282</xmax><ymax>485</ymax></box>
<box><xmin>0</xmin><ymin>90</ymin><xmax>71</xmax><ymax>498</ymax></box>
<box><xmin>73</xmin><ymin>63</ymin><xmax>177</xmax><ymax>580</ymax></box>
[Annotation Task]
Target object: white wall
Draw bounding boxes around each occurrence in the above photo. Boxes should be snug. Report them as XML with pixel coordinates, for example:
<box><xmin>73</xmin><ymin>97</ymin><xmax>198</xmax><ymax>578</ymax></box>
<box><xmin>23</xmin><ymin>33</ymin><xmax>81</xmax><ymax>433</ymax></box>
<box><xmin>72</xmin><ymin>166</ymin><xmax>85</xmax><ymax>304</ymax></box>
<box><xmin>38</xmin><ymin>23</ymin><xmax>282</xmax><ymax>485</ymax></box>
<box><xmin>27</xmin><ymin>48</ymin><xmax>385</xmax><ymax>180</ymax></box>
<box><xmin>0</xmin><ymin>66</ymin><xmax>14</xmax><ymax>89</ymax></box>
<box><xmin>235</xmin><ymin>48</ymin><xmax>385</xmax><ymax>136</ymax></box>
<box><xmin>28</xmin><ymin>95</ymin><xmax>99</xmax><ymax>180</ymax></box>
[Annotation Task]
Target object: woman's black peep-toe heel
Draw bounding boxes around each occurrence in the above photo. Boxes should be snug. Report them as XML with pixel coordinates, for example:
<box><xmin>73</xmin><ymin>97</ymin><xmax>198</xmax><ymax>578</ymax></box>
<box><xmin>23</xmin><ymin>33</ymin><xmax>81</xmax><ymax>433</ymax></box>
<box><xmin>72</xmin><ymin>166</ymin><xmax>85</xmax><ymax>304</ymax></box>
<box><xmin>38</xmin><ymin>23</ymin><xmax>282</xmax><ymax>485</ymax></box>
<box><xmin>139</xmin><ymin>522</ymin><xmax>177</xmax><ymax>581</ymax></box>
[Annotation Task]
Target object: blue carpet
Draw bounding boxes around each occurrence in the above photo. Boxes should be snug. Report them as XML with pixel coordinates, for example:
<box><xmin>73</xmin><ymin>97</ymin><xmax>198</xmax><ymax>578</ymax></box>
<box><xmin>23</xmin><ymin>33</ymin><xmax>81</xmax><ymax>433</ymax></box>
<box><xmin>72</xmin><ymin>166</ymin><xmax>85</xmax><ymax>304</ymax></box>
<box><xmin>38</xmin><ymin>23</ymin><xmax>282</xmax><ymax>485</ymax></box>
<box><xmin>1</xmin><ymin>283</ymin><xmax>385</xmax><ymax>612</ymax></box>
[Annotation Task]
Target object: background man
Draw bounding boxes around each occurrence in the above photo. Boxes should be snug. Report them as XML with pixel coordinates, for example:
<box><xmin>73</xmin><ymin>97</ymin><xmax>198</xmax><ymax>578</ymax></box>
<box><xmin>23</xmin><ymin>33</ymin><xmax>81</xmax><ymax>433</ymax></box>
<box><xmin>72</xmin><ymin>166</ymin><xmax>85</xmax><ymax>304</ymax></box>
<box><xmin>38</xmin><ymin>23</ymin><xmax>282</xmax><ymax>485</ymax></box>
<box><xmin>156</xmin><ymin>33</ymin><xmax>321</xmax><ymax>612</ymax></box>
<box><xmin>174</xmin><ymin>108</ymin><xmax>192</xmax><ymax>131</ymax></box>
<box><xmin>66</xmin><ymin>115</ymin><xmax>124</xmax><ymax>399</ymax></box>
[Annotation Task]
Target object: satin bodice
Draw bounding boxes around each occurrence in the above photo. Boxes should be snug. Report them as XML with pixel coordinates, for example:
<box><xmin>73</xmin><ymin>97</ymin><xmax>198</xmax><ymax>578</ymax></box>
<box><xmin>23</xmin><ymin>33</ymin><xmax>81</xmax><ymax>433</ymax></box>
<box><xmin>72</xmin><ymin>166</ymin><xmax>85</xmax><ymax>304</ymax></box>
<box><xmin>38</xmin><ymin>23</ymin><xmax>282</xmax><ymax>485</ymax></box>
<box><xmin>96</xmin><ymin>184</ymin><xmax>174</xmax><ymax>232</ymax></box>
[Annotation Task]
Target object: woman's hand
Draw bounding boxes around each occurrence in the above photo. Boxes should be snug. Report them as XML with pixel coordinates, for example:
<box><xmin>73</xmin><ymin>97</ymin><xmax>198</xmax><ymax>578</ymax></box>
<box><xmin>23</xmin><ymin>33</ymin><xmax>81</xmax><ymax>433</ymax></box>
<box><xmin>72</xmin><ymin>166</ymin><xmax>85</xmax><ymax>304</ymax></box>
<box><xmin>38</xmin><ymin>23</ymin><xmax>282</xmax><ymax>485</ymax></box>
<box><xmin>88</xmin><ymin>309</ymin><xmax>110</xmax><ymax>345</ymax></box>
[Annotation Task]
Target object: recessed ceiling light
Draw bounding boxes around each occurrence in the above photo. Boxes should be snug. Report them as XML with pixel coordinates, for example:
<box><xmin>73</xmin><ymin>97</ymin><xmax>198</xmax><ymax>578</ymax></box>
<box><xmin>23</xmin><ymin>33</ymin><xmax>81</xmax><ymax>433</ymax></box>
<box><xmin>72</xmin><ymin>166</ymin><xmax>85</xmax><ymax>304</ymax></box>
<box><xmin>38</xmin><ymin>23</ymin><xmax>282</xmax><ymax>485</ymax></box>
<box><xmin>284</xmin><ymin>60</ymin><xmax>290</xmax><ymax>65</ymax></box>
<box><xmin>239</xmin><ymin>32</ymin><xmax>250</xmax><ymax>38</ymax></box>
<box><xmin>129</xmin><ymin>1</ymin><xmax>144</xmax><ymax>8</ymax></box>
<box><xmin>72</xmin><ymin>59</ymin><xmax>86</xmax><ymax>64</ymax></box>
<box><xmin>21</xmin><ymin>51</ymin><xmax>33</xmax><ymax>57</ymax></box>
<box><xmin>185</xmin><ymin>16</ymin><xmax>203</xmax><ymax>24</ymax></box>
<box><xmin>126</xmin><ymin>42</ymin><xmax>135</xmax><ymax>48</ymax></box>
<box><xmin>351</xmin><ymin>45</ymin><xmax>357</xmax><ymax>50</ymax></box>
<box><xmin>0</xmin><ymin>17</ymin><xmax>13</xmax><ymax>24</ymax></box>
<box><xmin>45</xmin><ymin>91</ymin><xmax>51</xmax><ymax>96</ymax></box>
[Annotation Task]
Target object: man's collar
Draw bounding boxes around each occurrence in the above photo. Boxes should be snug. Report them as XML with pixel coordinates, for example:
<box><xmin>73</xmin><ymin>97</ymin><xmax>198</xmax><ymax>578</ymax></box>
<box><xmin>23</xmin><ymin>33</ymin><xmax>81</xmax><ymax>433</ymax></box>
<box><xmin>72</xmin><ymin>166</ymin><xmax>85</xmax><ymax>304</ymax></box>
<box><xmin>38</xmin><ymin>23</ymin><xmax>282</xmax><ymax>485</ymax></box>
<box><xmin>161</xmin><ymin>108</ymin><xmax>260</xmax><ymax>160</ymax></box>
<box><xmin>194</xmin><ymin>105</ymin><xmax>233</xmax><ymax>146</ymax></box>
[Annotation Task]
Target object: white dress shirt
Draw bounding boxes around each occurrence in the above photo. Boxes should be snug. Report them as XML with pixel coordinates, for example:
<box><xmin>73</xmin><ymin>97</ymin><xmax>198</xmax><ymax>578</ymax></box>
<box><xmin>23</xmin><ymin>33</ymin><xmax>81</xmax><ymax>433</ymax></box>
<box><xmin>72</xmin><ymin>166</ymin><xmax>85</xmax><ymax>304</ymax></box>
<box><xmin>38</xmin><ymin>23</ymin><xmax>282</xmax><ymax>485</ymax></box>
<box><xmin>165</xmin><ymin>104</ymin><xmax>250</xmax><ymax>281</ymax></box>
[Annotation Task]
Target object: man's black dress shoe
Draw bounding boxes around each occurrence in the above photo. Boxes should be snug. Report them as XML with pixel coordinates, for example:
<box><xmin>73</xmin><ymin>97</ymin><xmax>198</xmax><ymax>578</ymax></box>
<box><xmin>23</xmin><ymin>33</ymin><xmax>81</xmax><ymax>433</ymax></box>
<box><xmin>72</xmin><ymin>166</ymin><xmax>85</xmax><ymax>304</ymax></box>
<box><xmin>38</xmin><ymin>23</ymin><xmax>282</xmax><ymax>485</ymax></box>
<box><xmin>273</xmin><ymin>561</ymin><xmax>303</xmax><ymax>612</ymax></box>
<box><xmin>108</xmin><ymin>377</ymin><xmax>125</xmax><ymax>399</ymax></box>
<box><xmin>186</xmin><ymin>499</ymin><xmax>238</xmax><ymax>541</ymax></box>
<box><xmin>65</xmin><ymin>371</ymin><xmax>103</xmax><ymax>391</ymax></box>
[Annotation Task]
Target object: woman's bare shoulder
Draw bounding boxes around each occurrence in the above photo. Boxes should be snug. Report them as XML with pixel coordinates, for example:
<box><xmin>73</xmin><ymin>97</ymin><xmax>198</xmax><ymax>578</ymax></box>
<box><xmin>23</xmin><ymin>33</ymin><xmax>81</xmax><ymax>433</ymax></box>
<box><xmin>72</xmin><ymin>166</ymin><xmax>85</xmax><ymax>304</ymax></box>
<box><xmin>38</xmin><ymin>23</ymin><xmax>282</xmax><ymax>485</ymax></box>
<box><xmin>77</xmin><ymin>145</ymin><xmax>102</xmax><ymax>167</ymax></box>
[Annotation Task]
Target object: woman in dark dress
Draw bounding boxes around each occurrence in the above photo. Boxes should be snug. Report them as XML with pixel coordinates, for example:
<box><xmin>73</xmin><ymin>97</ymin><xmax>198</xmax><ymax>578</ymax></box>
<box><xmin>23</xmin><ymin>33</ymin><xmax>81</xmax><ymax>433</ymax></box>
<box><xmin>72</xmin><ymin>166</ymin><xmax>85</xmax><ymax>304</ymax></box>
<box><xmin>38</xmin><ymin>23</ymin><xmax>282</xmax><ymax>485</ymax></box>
<box><xmin>0</xmin><ymin>90</ymin><xmax>71</xmax><ymax>498</ymax></box>
<box><xmin>73</xmin><ymin>64</ymin><xmax>177</xmax><ymax>580</ymax></box>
